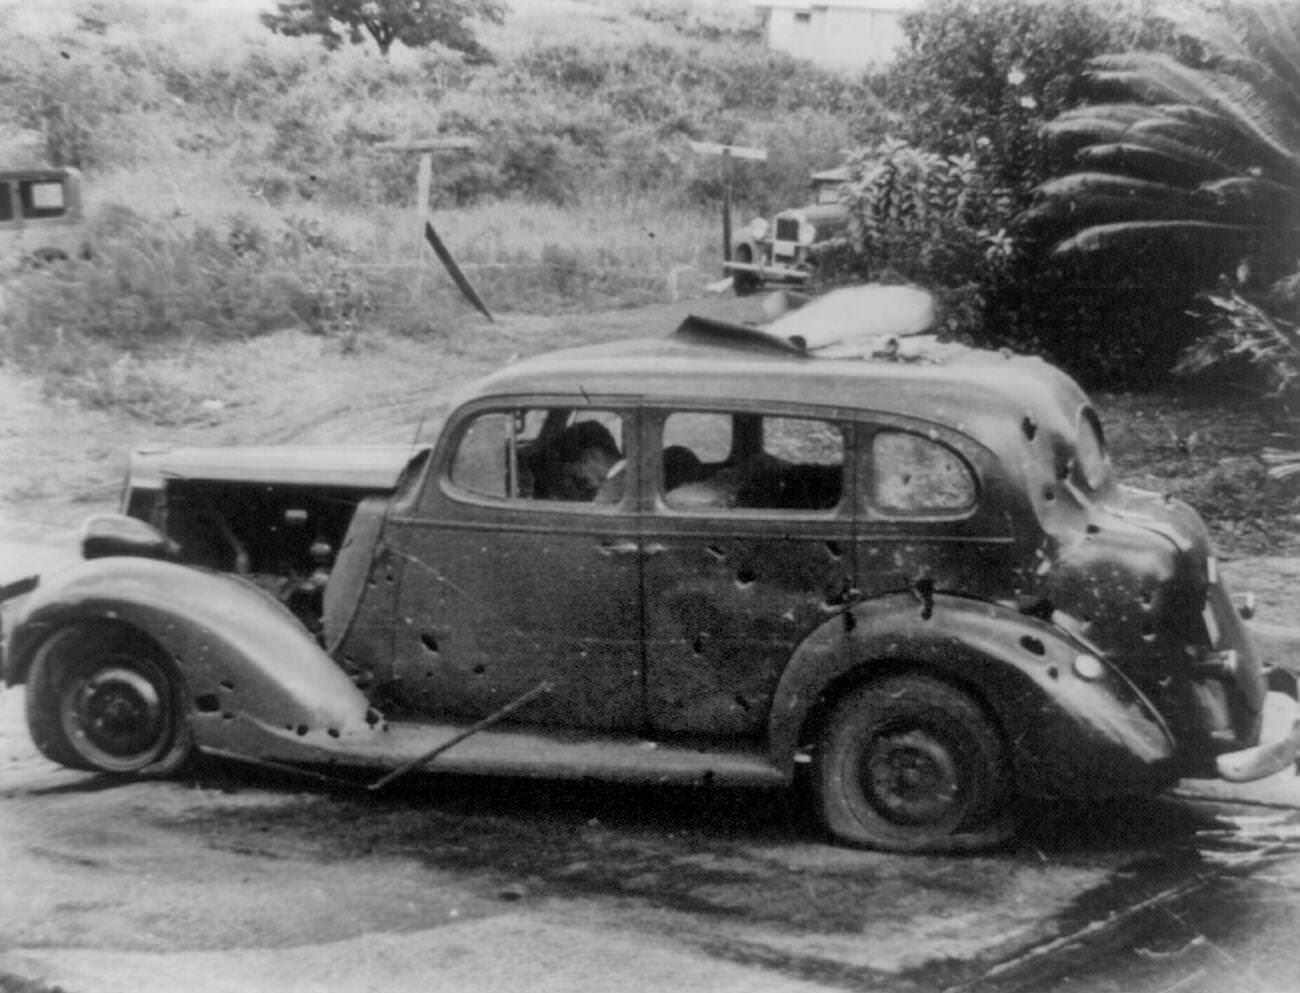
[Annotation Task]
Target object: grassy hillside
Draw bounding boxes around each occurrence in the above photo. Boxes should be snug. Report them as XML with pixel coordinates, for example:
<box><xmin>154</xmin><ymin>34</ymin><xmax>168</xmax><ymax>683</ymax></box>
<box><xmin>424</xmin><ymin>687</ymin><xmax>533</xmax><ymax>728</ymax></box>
<box><xmin>0</xmin><ymin>0</ymin><xmax>884</xmax><ymax>403</ymax></box>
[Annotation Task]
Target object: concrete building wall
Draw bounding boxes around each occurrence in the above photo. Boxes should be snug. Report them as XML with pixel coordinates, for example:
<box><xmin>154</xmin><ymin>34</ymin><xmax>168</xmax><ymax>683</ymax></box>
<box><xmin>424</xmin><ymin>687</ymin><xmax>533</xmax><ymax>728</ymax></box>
<box><xmin>755</xmin><ymin>1</ymin><xmax>922</xmax><ymax>71</ymax></box>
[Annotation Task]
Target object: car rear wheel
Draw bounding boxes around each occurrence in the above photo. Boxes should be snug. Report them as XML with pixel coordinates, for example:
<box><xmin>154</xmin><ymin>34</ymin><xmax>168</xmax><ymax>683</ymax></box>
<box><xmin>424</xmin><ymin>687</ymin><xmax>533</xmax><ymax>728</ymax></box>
<box><xmin>25</xmin><ymin>624</ymin><xmax>193</xmax><ymax>776</ymax></box>
<box><xmin>814</xmin><ymin>674</ymin><xmax>1014</xmax><ymax>852</ymax></box>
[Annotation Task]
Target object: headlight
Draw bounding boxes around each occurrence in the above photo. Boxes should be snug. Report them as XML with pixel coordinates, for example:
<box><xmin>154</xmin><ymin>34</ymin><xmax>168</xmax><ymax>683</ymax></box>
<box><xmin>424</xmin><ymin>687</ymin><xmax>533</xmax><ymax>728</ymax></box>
<box><xmin>798</xmin><ymin>220</ymin><xmax>817</xmax><ymax>245</ymax></box>
<box><xmin>748</xmin><ymin>217</ymin><xmax>769</xmax><ymax>240</ymax></box>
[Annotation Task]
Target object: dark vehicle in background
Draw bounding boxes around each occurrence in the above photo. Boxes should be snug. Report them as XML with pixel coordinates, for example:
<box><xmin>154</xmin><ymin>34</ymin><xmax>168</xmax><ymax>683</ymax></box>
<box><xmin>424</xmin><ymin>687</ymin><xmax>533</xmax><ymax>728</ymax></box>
<box><xmin>725</xmin><ymin>166</ymin><xmax>851</xmax><ymax>296</ymax></box>
<box><xmin>3</xmin><ymin>285</ymin><xmax>1297</xmax><ymax>852</ymax></box>
<box><xmin>0</xmin><ymin>167</ymin><xmax>87</xmax><ymax>265</ymax></box>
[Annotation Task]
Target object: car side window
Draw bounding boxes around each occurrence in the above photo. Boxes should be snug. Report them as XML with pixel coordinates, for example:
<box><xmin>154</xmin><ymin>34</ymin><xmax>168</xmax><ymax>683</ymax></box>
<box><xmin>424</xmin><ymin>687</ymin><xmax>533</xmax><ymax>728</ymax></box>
<box><xmin>661</xmin><ymin>411</ymin><xmax>843</xmax><ymax>512</ymax></box>
<box><xmin>0</xmin><ymin>184</ymin><xmax>12</xmax><ymax>223</ymax></box>
<box><xmin>449</xmin><ymin>407</ymin><xmax>627</xmax><ymax>504</ymax></box>
<box><xmin>872</xmin><ymin>430</ymin><xmax>975</xmax><ymax>514</ymax></box>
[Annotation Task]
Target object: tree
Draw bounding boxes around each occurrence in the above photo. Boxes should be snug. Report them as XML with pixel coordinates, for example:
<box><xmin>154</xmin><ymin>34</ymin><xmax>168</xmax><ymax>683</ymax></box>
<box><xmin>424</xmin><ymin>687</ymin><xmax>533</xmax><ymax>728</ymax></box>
<box><xmin>1025</xmin><ymin>0</ymin><xmax>1300</xmax><ymax>393</ymax></box>
<box><xmin>261</xmin><ymin>0</ymin><xmax>506</xmax><ymax>59</ymax></box>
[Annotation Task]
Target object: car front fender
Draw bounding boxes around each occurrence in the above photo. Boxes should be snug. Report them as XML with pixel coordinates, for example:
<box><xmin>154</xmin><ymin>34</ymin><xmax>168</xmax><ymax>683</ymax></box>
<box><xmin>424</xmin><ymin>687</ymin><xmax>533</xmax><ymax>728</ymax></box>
<box><xmin>8</xmin><ymin>557</ymin><xmax>378</xmax><ymax>758</ymax></box>
<box><xmin>768</xmin><ymin>593</ymin><xmax>1178</xmax><ymax>799</ymax></box>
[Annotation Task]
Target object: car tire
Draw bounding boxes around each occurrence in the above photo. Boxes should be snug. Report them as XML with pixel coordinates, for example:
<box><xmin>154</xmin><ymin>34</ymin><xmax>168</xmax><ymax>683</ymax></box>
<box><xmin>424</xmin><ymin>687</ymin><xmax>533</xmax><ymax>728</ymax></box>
<box><xmin>25</xmin><ymin>623</ymin><xmax>193</xmax><ymax>777</ymax></box>
<box><xmin>814</xmin><ymin>674</ymin><xmax>1014</xmax><ymax>852</ymax></box>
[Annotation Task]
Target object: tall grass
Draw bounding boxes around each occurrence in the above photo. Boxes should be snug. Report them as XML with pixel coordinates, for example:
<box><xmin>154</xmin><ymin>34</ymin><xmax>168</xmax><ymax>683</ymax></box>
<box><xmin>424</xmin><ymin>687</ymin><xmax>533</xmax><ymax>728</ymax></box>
<box><xmin>0</xmin><ymin>0</ymin><xmax>862</xmax><ymax>412</ymax></box>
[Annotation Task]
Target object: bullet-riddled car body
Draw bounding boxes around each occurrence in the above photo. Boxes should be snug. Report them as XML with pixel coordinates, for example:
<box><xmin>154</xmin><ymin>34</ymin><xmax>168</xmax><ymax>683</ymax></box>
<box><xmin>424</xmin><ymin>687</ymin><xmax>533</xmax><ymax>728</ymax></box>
<box><xmin>4</xmin><ymin>286</ymin><xmax>1297</xmax><ymax>852</ymax></box>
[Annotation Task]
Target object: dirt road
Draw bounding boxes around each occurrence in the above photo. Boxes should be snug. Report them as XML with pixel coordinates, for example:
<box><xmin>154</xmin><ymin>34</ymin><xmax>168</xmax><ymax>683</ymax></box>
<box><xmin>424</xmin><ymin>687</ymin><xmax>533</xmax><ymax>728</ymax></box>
<box><xmin>4</xmin><ymin>676</ymin><xmax>1300</xmax><ymax>993</ymax></box>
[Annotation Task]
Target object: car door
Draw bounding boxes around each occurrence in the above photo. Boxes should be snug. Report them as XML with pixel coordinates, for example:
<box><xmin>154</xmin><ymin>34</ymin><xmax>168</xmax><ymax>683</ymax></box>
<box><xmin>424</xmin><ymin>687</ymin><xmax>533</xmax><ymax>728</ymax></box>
<box><xmin>639</xmin><ymin>405</ymin><xmax>857</xmax><ymax>739</ymax></box>
<box><xmin>854</xmin><ymin>418</ymin><xmax>1017</xmax><ymax>602</ymax></box>
<box><xmin>385</xmin><ymin>400</ymin><xmax>644</xmax><ymax>731</ymax></box>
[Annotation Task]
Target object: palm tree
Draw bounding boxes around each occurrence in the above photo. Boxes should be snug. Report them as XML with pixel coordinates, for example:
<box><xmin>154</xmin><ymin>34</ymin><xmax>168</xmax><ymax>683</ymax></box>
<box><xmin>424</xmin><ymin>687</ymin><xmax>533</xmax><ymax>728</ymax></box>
<box><xmin>1018</xmin><ymin>0</ymin><xmax>1300</xmax><ymax>392</ymax></box>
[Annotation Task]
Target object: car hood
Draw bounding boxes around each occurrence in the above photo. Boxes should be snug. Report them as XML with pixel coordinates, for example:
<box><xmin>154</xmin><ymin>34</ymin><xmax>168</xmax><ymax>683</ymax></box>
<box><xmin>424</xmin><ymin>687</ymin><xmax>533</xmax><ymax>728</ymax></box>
<box><xmin>129</xmin><ymin>444</ymin><xmax>430</xmax><ymax>491</ymax></box>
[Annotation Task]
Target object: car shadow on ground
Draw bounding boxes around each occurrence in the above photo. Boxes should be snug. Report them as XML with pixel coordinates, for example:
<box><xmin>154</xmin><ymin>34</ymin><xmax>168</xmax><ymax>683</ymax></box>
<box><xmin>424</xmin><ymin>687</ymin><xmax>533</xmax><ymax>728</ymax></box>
<box><xmin>174</xmin><ymin>754</ymin><xmax>1229</xmax><ymax>860</ymax></box>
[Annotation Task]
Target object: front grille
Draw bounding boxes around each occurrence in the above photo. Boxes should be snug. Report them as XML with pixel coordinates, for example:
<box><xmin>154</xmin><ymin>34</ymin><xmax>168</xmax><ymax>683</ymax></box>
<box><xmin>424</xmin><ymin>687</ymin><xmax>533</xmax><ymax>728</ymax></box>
<box><xmin>775</xmin><ymin>218</ymin><xmax>800</xmax><ymax>242</ymax></box>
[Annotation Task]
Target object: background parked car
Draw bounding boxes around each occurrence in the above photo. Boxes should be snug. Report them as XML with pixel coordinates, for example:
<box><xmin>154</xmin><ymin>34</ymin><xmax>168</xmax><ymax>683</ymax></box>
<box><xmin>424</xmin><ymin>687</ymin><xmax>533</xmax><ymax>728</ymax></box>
<box><xmin>725</xmin><ymin>166</ymin><xmax>851</xmax><ymax>295</ymax></box>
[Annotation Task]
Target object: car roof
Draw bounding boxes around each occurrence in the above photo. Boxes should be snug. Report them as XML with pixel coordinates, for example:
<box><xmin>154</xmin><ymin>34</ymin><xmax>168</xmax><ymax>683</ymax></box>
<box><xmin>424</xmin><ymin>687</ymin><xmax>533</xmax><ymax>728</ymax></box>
<box><xmin>467</xmin><ymin>288</ymin><xmax>1090</xmax><ymax>444</ymax></box>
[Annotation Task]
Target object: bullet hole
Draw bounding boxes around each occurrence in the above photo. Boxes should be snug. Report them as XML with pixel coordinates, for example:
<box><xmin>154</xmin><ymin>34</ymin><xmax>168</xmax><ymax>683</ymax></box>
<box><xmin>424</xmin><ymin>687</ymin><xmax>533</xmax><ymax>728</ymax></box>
<box><xmin>1086</xmin><ymin>523</ymin><xmax>1101</xmax><ymax>534</ymax></box>
<box><xmin>692</xmin><ymin>635</ymin><xmax>704</xmax><ymax>655</ymax></box>
<box><xmin>1022</xmin><ymin>415</ymin><xmax>1037</xmax><ymax>440</ymax></box>
<box><xmin>843</xmin><ymin>611</ymin><xmax>857</xmax><ymax>633</ymax></box>
<box><xmin>295</xmin><ymin>724</ymin><xmax>309</xmax><ymax>736</ymax></box>
<box><xmin>1017</xmin><ymin>596</ymin><xmax>1054</xmax><ymax>621</ymax></box>
<box><xmin>734</xmin><ymin>694</ymin><xmax>752</xmax><ymax>712</ymax></box>
<box><xmin>1043</xmin><ymin>485</ymin><xmax>1056</xmax><ymax>502</ymax></box>
<box><xmin>1047</xmin><ymin>666</ymin><xmax>1059</xmax><ymax>680</ymax></box>
<box><xmin>825</xmin><ymin>541</ymin><xmax>843</xmax><ymax>559</ymax></box>
<box><xmin>327</xmin><ymin>728</ymin><xmax>340</xmax><ymax>739</ymax></box>
<box><xmin>420</xmin><ymin>632</ymin><xmax>440</xmax><ymax>654</ymax></box>
<box><xmin>913</xmin><ymin>577</ymin><xmax>935</xmax><ymax>620</ymax></box>
<box><xmin>736</xmin><ymin>567</ymin><xmax>757</xmax><ymax>586</ymax></box>
<box><xmin>365</xmin><ymin>708</ymin><xmax>382</xmax><ymax>727</ymax></box>
<box><xmin>219</xmin><ymin>679</ymin><xmax>235</xmax><ymax>691</ymax></box>
<box><xmin>195</xmin><ymin>694</ymin><xmax>220</xmax><ymax>713</ymax></box>
<box><xmin>473</xmin><ymin>664</ymin><xmax>486</xmax><ymax>676</ymax></box>
<box><xmin>705</xmin><ymin>544</ymin><xmax>726</xmax><ymax>560</ymax></box>
<box><xmin>1020</xmin><ymin>635</ymin><xmax>1046</xmax><ymax>656</ymax></box>
<box><xmin>222</xmin><ymin>712</ymin><xmax>235</xmax><ymax>721</ymax></box>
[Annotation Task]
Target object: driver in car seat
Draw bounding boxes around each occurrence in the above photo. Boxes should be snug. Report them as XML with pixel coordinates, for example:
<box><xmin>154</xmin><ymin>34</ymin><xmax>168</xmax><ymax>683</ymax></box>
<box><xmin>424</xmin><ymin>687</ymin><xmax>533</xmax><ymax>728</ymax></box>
<box><xmin>535</xmin><ymin>421</ymin><xmax>621</xmax><ymax>501</ymax></box>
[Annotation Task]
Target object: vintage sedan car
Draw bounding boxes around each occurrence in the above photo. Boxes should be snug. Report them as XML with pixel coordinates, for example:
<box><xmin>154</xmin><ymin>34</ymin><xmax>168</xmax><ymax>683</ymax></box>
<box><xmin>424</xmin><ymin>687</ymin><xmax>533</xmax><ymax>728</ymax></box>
<box><xmin>725</xmin><ymin>167</ymin><xmax>850</xmax><ymax>296</ymax></box>
<box><xmin>4</xmin><ymin>285</ymin><xmax>1298</xmax><ymax>852</ymax></box>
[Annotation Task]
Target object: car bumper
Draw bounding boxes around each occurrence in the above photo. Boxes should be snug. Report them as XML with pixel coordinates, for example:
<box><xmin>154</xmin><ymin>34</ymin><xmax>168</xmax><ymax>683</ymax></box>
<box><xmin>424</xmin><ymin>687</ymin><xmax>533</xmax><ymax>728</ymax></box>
<box><xmin>722</xmin><ymin>260</ymin><xmax>811</xmax><ymax>284</ymax></box>
<box><xmin>1215</xmin><ymin>687</ymin><xmax>1300</xmax><ymax>782</ymax></box>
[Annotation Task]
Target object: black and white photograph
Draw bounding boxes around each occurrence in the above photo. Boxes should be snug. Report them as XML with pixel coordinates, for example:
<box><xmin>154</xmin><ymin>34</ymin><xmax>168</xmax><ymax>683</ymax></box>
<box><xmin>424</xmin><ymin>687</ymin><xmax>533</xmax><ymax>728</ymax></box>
<box><xmin>2</xmin><ymin>1</ymin><xmax>1299</xmax><ymax>990</ymax></box>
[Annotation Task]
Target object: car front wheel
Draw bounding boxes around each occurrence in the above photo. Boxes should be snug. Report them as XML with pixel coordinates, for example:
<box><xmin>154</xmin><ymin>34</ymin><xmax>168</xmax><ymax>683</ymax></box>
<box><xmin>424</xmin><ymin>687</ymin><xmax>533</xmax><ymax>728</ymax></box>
<box><xmin>814</xmin><ymin>674</ymin><xmax>1014</xmax><ymax>852</ymax></box>
<box><xmin>25</xmin><ymin>623</ymin><xmax>193</xmax><ymax>776</ymax></box>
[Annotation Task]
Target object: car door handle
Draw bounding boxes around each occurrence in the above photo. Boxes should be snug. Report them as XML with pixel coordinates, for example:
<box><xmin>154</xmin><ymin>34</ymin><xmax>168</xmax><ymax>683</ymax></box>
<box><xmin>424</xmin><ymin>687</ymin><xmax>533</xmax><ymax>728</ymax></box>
<box><xmin>597</xmin><ymin>542</ymin><xmax>665</xmax><ymax>558</ymax></box>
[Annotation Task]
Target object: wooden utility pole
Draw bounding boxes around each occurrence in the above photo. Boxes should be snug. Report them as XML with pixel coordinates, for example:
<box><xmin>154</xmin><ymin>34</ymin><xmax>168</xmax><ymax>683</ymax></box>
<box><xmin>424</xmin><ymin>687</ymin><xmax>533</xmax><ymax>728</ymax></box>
<box><xmin>688</xmin><ymin>140</ymin><xmax>767</xmax><ymax>267</ymax></box>
<box><xmin>377</xmin><ymin>136</ymin><xmax>476</xmax><ymax>279</ymax></box>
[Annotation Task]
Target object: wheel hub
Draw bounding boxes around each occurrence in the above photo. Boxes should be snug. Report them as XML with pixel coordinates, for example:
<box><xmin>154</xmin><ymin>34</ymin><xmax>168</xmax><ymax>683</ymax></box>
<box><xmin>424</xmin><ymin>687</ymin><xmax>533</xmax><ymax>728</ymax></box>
<box><xmin>865</xmin><ymin>729</ymin><xmax>962</xmax><ymax>826</ymax></box>
<box><xmin>66</xmin><ymin>665</ymin><xmax>167</xmax><ymax>766</ymax></box>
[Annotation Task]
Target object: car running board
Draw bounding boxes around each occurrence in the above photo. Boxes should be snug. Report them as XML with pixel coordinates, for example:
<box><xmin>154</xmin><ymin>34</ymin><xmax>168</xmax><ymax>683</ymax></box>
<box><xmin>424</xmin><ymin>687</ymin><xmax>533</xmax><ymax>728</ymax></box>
<box><xmin>230</xmin><ymin>719</ymin><xmax>790</xmax><ymax>790</ymax></box>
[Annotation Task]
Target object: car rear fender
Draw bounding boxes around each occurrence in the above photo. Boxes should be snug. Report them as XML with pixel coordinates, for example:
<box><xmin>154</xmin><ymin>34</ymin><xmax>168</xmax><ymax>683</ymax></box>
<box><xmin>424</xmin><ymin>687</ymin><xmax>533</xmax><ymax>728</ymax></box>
<box><xmin>7</xmin><ymin>557</ymin><xmax>378</xmax><ymax>755</ymax></box>
<box><xmin>769</xmin><ymin>592</ymin><xmax>1177</xmax><ymax>798</ymax></box>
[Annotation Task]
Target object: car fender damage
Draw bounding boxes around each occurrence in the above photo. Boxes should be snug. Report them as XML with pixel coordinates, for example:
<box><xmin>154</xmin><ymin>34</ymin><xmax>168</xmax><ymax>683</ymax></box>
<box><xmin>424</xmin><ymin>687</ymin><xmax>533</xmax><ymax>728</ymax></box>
<box><xmin>8</xmin><ymin>556</ymin><xmax>382</xmax><ymax>758</ymax></box>
<box><xmin>770</xmin><ymin>592</ymin><xmax>1178</xmax><ymax>799</ymax></box>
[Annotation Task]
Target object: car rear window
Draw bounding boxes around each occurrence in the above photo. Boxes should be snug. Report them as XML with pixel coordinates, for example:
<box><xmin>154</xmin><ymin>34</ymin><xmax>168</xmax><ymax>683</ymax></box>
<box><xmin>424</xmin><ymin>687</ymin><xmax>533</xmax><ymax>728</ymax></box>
<box><xmin>872</xmin><ymin>431</ymin><xmax>975</xmax><ymax>514</ymax></box>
